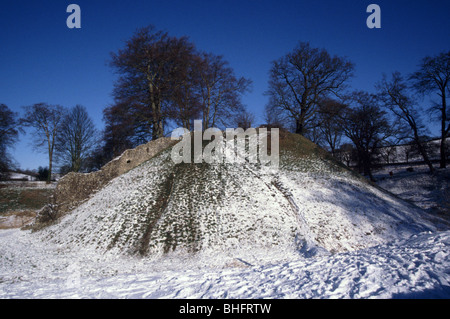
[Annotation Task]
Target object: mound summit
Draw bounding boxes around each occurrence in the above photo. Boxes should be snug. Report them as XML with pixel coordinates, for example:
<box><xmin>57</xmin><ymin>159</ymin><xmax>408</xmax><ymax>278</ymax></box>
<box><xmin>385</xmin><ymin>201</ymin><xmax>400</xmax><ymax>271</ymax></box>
<box><xmin>35</xmin><ymin>132</ymin><xmax>438</xmax><ymax>265</ymax></box>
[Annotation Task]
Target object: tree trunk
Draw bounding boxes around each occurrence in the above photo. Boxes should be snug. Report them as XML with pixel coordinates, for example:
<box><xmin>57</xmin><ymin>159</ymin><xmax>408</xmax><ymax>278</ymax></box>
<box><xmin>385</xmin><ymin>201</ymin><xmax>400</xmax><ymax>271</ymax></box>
<box><xmin>412</xmin><ymin>129</ymin><xmax>434</xmax><ymax>173</ymax></box>
<box><xmin>47</xmin><ymin>134</ymin><xmax>53</xmax><ymax>184</ymax></box>
<box><xmin>152</xmin><ymin>118</ymin><xmax>164</xmax><ymax>140</ymax></box>
<box><xmin>358</xmin><ymin>149</ymin><xmax>375</xmax><ymax>182</ymax></box>
<box><xmin>203</xmin><ymin>87</ymin><xmax>211</xmax><ymax>130</ymax></box>
<box><xmin>149</xmin><ymin>82</ymin><xmax>164</xmax><ymax>140</ymax></box>
<box><xmin>48</xmin><ymin>152</ymin><xmax>53</xmax><ymax>184</ymax></box>
<box><xmin>440</xmin><ymin>92</ymin><xmax>447</xmax><ymax>168</ymax></box>
<box><xmin>295</xmin><ymin>118</ymin><xmax>304</xmax><ymax>135</ymax></box>
<box><xmin>440</xmin><ymin>136</ymin><xmax>447</xmax><ymax>169</ymax></box>
<box><xmin>419</xmin><ymin>141</ymin><xmax>435</xmax><ymax>173</ymax></box>
<box><xmin>363</xmin><ymin>157</ymin><xmax>375</xmax><ymax>182</ymax></box>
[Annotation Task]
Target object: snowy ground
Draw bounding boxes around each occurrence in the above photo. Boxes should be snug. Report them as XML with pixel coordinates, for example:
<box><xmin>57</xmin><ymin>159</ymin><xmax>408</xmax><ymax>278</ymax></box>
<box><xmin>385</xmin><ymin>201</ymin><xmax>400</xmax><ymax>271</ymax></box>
<box><xmin>1</xmin><ymin>227</ymin><xmax>449</xmax><ymax>299</ymax></box>
<box><xmin>1</xmin><ymin>144</ymin><xmax>449</xmax><ymax>299</ymax></box>
<box><xmin>375</xmin><ymin>165</ymin><xmax>450</xmax><ymax>228</ymax></box>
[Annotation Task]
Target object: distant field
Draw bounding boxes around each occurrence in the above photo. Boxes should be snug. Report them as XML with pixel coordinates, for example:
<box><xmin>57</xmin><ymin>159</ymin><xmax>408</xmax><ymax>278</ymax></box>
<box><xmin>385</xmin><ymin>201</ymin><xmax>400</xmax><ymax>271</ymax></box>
<box><xmin>0</xmin><ymin>183</ymin><xmax>54</xmax><ymax>215</ymax></box>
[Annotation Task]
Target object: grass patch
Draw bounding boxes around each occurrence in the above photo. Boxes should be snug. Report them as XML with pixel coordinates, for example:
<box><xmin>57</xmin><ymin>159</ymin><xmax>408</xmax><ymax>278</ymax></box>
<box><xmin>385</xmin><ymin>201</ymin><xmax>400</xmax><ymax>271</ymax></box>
<box><xmin>0</xmin><ymin>188</ymin><xmax>54</xmax><ymax>215</ymax></box>
<box><xmin>279</xmin><ymin>133</ymin><xmax>366</xmax><ymax>180</ymax></box>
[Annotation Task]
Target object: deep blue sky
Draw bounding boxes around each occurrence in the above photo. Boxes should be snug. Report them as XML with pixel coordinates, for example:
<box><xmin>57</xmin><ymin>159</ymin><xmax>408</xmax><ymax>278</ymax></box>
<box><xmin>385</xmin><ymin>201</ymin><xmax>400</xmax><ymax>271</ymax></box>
<box><xmin>1</xmin><ymin>0</ymin><xmax>449</xmax><ymax>170</ymax></box>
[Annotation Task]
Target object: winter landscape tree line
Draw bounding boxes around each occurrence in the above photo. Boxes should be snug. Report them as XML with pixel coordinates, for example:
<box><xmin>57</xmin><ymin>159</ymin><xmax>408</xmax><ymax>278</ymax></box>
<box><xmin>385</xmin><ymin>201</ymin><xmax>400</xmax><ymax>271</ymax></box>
<box><xmin>0</xmin><ymin>25</ymin><xmax>449</xmax><ymax>182</ymax></box>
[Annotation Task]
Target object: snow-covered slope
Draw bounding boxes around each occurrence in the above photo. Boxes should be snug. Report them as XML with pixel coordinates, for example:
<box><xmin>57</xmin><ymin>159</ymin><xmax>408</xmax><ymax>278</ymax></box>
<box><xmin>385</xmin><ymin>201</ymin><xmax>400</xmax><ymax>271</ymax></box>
<box><xmin>1</xmin><ymin>228</ymin><xmax>449</xmax><ymax>298</ymax></box>
<box><xmin>34</xmin><ymin>133</ymin><xmax>437</xmax><ymax>265</ymax></box>
<box><xmin>1</xmin><ymin>133</ymin><xmax>449</xmax><ymax>299</ymax></box>
<box><xmin>375</xmin><ymin>164</ymin><xmax>450</xmax><ymax>217</ymax></box>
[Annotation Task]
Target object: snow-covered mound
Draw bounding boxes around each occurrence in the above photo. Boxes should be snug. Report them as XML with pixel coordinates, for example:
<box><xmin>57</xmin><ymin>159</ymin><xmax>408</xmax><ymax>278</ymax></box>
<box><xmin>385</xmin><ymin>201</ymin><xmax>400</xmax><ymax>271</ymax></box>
<box><xmin>37</xmin><ymin>133</ymin><xmax>437</xmax><ymax>264</ymax></box>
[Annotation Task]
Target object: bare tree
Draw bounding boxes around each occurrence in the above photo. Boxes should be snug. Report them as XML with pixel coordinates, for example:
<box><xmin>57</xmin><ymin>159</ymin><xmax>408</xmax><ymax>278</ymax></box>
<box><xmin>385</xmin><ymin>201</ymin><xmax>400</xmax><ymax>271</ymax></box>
<box><xmin>110</xmin><ymin>25</ymin><xmax>189</xmax><ymax>140</ymax></box>
<box><xmin>340</xmin><ymin>91</ymin><xmax>392</xmax><ymax>181</ymax></box>
<box><xmin>378</xmin><ymin>72</ymin><xmax>434</xmax><ymax>173</ymax></box>
<box><xmin>378</xmin><ymin>145</ymin><xmax>397</xmax><ymax>165</ymax></box>
<box><xmin>316</xmin><ymin>98</ymin><xmax>347</xmax><ymax>156</ymax></box>
<box><xmin>167</xmin><ymin>46</ymin><xmax>202</xmax><ymax>131</ymax></box>
<box><xmin>197</xmin><ymin>52</ymin><xmax>252</xmax><ymax>130</ymax></box>
<box><xmin>102</xmin><ymin>99</ymin><xmax>153</xmax><ymax>160</ymax></box>
<box><xmin>264</xmin><ymin>102</ymin><xmax>289</xmax><ymax>130</ymax></box>
<box><xmin>335</xmin><ymin>143</ymin><xmax>356</xmax><ymax>167</ymax></box>
<box><xmin>55</xmin><ymin>105</ymin><xmax>97</xmax><ymax>173</ymax></box>
<box><xmin>266</xmin><ymin>42</ymin><xmax>354</xmax><ymax>135</ymax></box>
<box><xmin>410</xmin><ymin>51</ymin><xmax>450</xmax><ymax>168</ymax></box>
<box><xmin>0</xmin><ymin>104</ymin><xmax>19</xmax><ymax>178</ymax></box>
<box><xmin>234</xmin><ymin>109</ymin><xmax>255</xmax><ymax>130</ymax></box>
<box><xmin>110</xmin><ymin>25</ymin><xmax>252</xmax><ymax>140</ymax></box>
<box><xmin>20</xmin><ymin>103</ymin><xmax>65</xmax><ymax>183</ymax></box>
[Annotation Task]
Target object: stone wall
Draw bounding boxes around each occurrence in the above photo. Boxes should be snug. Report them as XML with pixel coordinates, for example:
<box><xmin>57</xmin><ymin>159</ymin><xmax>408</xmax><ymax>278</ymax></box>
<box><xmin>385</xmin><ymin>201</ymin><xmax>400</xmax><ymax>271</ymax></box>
<box><xmin>34</xmin><ymin>137</ymin><xmax>177</xmax><ymax>228</ymax></box>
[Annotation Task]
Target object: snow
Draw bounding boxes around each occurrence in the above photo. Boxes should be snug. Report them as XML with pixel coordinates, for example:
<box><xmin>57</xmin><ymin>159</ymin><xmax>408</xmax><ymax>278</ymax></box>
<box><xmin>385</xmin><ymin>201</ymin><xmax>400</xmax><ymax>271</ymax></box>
<box><xmin>375</xmin><ymin>165</ymin><xmax>450</xmax><ymax>216</ymax></box>
<box><xmin>6</xmin><ymin>172</ymin><xmax>37</xmax><ymax>181</ymax></box>
<box><xmin>1</xmin><ymin>138</ymin><xmax>449</xmax><ymax>299</ymax></box>
<box><xmin>31</xmin><ymin>147</ymin><xmax>438</xmax><ymax>261</ymax></box>
<box><xmin>0</xmin><ymin>228</ymin><xmax>449</xmax><ymax>299</ymax></box>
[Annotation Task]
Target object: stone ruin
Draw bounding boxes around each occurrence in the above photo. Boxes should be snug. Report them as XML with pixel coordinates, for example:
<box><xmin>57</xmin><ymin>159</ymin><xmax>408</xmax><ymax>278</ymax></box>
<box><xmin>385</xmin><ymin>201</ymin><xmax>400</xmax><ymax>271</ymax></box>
<box><xmin>31</xmin><ymin>137</ymin><xmax>177</xmax><ymax>230</ymax></box>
